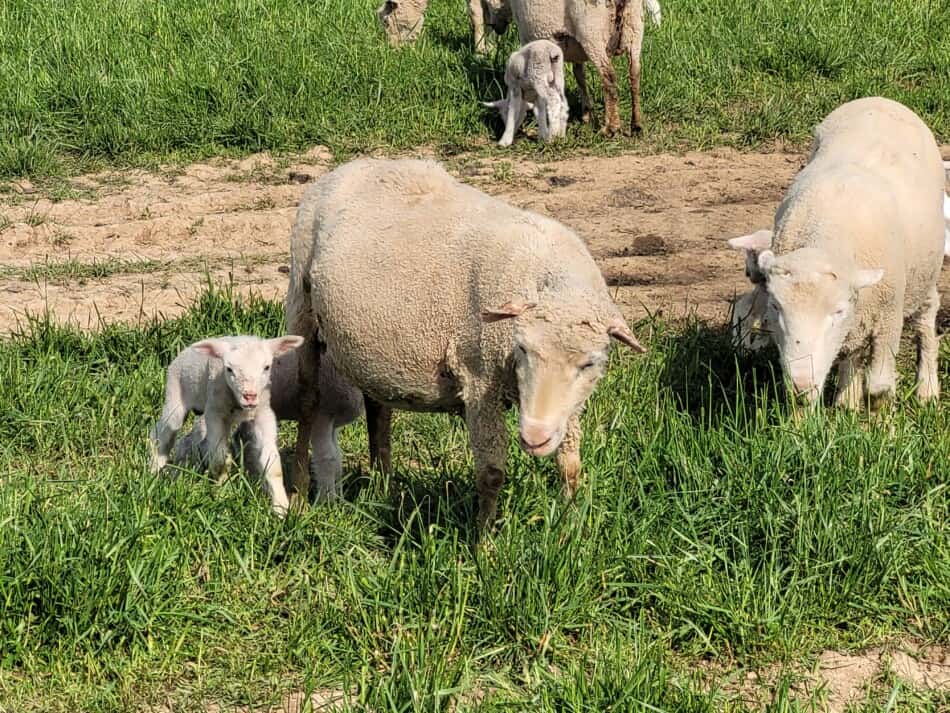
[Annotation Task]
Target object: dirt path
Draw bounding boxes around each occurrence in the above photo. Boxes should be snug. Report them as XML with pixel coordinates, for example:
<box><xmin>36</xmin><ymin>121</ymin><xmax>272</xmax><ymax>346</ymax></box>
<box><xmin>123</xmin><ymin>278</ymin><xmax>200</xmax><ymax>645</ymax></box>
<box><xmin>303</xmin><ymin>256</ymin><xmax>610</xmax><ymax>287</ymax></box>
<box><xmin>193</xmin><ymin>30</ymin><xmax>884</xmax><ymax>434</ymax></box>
<box><xmin>1</xmin><ymin>146</ymin><xmax>948</xmax><ymax>333</ymax></box>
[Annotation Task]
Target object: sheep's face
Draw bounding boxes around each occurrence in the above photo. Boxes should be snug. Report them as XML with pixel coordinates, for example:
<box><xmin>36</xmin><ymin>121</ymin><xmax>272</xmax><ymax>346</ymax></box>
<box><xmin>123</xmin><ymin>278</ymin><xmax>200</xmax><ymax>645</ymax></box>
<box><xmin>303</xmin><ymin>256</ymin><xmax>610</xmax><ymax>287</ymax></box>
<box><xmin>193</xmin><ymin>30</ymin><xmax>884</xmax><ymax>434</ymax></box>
<box><xmin>377</xmin><ymin>0</ymin><xmax>424</xmax><ymax>45</ymax></box>
<box><xmin>758</xmin><ymin>248</ymin><xmax>882</xmax><ymax>401</ymax></box>
<box><xmin>730</xmin><ymin>286</ymin><xmax>774</xmax><ymax>352</ymax></box>
<box><xmin>193</xmin><ymin>336</ymin><xmax>305</xmax><ymax>411</ymax></box>
<box><xmin>481</xmin><ymin>300</ymin><xmax>645</xmax><ymax>458</ymax></box>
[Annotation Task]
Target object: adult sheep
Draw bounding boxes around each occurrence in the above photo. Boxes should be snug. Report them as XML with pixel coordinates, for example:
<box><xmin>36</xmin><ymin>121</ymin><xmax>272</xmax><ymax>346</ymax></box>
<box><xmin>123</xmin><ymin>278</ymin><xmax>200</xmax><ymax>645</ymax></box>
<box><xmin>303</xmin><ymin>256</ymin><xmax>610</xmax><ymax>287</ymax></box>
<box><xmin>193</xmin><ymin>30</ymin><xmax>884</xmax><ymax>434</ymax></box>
<box><xmin>285</xmin><ymin>158</ymin><xmax>646</xmax><ymax>530</ymax></box>
<box><xmin>728</xmin><ymin>97</ymin><xmax>946</xmax><ymax>407</ymax></box>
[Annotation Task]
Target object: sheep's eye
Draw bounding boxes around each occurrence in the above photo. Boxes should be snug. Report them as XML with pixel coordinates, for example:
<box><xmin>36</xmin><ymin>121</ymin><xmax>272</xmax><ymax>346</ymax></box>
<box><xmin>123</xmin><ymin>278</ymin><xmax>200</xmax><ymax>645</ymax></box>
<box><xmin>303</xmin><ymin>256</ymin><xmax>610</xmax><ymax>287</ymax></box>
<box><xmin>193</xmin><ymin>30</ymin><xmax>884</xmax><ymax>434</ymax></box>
<box><xmin>263</xmin><ymin>365</ymin><xmax>271</xmax><ymax>372</ymax></box>
<box><xmin>226</xmin><ymin>366</ymin><xmax>234</xmax><ymax>374</ymax></box>
<box><xmin>579</xmin><ymin>361</ymin><xmax>595</xmax><ymax>371</ymax></box>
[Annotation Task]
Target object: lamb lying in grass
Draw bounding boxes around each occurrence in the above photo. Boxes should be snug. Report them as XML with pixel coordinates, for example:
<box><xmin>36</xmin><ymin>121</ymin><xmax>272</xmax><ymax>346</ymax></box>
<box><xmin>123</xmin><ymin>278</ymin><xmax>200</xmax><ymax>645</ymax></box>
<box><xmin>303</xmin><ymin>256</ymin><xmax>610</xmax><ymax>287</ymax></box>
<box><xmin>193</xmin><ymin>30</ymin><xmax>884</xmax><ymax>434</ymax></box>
<box><xmin>483</xmin><ymin>39</ymin><xmax>568</xmax><ymax>147</ymax></box>
<box><xmin>149</xmin><ymin>335</ymin><xmax>304</xmax><ymax>515</ymax></box>
<box><xmin>173</xmin><ymin>345</ymin><xmax>364</xmax><ymax>503</ymax></box>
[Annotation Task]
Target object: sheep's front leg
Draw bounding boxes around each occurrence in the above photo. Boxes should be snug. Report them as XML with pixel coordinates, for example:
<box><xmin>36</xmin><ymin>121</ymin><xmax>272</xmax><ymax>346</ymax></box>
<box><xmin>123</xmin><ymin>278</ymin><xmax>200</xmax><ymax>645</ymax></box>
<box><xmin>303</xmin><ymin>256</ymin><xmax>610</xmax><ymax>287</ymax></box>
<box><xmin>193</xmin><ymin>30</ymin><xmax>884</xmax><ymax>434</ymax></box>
<box><xmin>365</xmin><ymin>395</ymin><xmax>393</xmax><ymax>474</ymax></box>
<box><xmin>572</xmin><ymin>62</ymin><xmax>593</xmax><ymax>125</ymax></box>
<box><xmin>499</xmin><ymin>88</ymin><xmax>525</xmax><ymax>147</ymax></box>
<box><xmin>589</xmin><ymin>53</ymin><xmax>621</xmax><ymax>135</ymax></box>
<box><xmin>555</xmin><ymin>412</ymin><xmax>582</xmax><ymax>499</ymax></box>
<box><xmin>834</xmin><ymin>354</ymin><xmax>865</xmax><ymax>410</ymax></box>
<box><xmin>310</xmin><ymin>413</ymin><xmax>342</xmax><ymax>502</ymax></box>
<box><xmin>251</xmin><ymin>408</ymin><xmax>290</xmax><ymax>517</ymax></box>
<box><xmin>867</xmin><ymin>317</ymin><xmax>901</xmax><ymax>410</ymax></box>
<box><xmin>466</xmin><ymin>398</ymin><xmax>508</xmax><ymax>532</ymax></box>
<box><xmin>204</xmin><ymin>412</ymin><xmax>234</xmax><ymax>485</ymax></box>
<box><xmin>626</xmin><ymin>33</ymin><xmax>645</xmax><ymax>133</ymax></box>
<box><xmin>467</xmin><ymin>0</ymin><xmax>488</xmax><ymax>55</ymax></box>
<box><xmin>914</xmin><ymin>285</ymin><xmax>940</xmax><ymax>402</ymax></box>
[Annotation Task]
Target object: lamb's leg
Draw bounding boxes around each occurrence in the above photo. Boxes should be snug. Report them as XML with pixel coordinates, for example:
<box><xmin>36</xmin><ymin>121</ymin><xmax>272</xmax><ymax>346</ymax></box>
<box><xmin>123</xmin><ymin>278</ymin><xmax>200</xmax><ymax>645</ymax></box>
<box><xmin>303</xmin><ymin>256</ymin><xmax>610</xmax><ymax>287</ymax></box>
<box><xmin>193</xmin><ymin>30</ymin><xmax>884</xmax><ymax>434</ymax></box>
<box><xmin>499</xmin><ymin>88</ymin><xmax>524</xmax><ymax>147</ymax></box>
<box><xmin>365</xmin><ymin>395</ymin><xmax>393</xmax><ymax>474</ymax></box>
<box><xmin>173</xmin><ymin>415</ymin><xmax>208</xmax><ymax>466</ymax></box>
<box><xmin>914</xmin><ymin>285</ymin><xmax>941</xmax><ymax>402</ymax></box>
<box><xmin>466</xmin><ymin>398</ymin><xmax>508</xmax><ymax>532</ymax></box>
<box><xmin>555</xmin><ymin>413</ymin><xmax>582</xmax><ymax>499</ymax></box>
<box><xmin>834</xmin><ymin>354</ymin><xmax>865</xmax><ymax>409</ymax></box>
<box><xmin>310</xmin><ymin>413</ymin><xmax>342</xmax><ymax>501</ymax></box>
<box><xmin>572</xmin><ymin>62</ymin><xmax>593</xmax><ymax>125</ymax></box>
<box><xmin>291</xmin><ymin>338</ymin><xmax>321</xmax><ymax>505</ymax></box>
<box><xmin>626</xmin><ymin>30</ymin><xmax>645</xmax><ymax>133</ymax></box>
<box><xmin>867</xmin><ymin>317</ymin><xmax>902</xmax><ymax>410</ymax></box>
<box><xmin>204</xmin><ymin>412</ymin><xmax>233</xmax><ymax>485</ymax></box>
<box><xmin>589</xmin><ymin>53</ymin><xmax>621</xmax><ymax>135</ymax></box>
<box><xmin>251</xmin><ymin>407</ymin><xmax>290</xmax><ymax>517</ymax></box>
<box><xmin>467</xmin><ymin>0</ymin><xmax>488</xmax><ymax>55</ymax></box>
<box><xmin>149</xmin><ymin>384</ymin><xmax>187</xmax><ymax>472</ymax></box>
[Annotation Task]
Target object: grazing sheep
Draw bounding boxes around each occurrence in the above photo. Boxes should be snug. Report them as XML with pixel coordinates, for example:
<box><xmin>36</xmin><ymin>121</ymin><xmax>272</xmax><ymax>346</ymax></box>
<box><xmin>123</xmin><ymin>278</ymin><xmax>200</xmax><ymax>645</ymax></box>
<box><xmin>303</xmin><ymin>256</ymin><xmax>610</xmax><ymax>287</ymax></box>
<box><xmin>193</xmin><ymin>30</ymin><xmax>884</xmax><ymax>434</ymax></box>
<box><xmin>285</xmin><ymin>158</ymin><xmax>647</xmax><ymax>530</ymax></box>
<box><xmin>730</xmin><ymin>286</ymin><xmax>773</xmax><ymax>353</ymax></box>
<box><xmin>172</xmin><ymin>347</ymin><xmax>364</xmax><ymax>503</ymax></box>
<box><xmin>149</xmin><ymin>335</ymin><xmax>304</xmax><ymax>515</ymax></box>
<box><xmin>377</xmin><ymin>0</ymin><xmax>511</xmax><ymax>54</ymax></box>
<box><xmin>483</xmin><ymin>40</ymin><xmax>568</xmax><ymax>146</ymax></box>
<box><xmin>731</xmin><ymin>97</ymin><xmax>946</xmax><ymax>407</ymax></box>
<box><xmin>509</xmin><ymin>0</ymin><xmax>662</xmax><ymax>135</ymax></box>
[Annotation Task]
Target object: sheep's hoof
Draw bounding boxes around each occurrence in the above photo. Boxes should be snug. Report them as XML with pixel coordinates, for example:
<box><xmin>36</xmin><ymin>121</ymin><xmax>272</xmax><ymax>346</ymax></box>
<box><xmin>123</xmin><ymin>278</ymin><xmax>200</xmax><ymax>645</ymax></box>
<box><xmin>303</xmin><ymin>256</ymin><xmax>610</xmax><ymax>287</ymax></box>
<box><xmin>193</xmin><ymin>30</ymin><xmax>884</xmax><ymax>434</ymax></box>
<box><xmin>600</xmin><ymin>124</ymin><xmax>621</xmax><ymax>138</ymax></box>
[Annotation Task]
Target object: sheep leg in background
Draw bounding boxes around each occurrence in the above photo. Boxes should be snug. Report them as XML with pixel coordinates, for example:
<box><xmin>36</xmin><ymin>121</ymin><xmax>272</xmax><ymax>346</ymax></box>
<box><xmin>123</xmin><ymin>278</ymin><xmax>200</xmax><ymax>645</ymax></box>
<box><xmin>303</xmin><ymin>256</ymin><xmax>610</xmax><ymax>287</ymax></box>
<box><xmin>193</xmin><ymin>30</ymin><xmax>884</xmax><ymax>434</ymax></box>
<box><xmin>626</xmin><ymin>28</ymin><xmax>645</xmax><ymax>133</ymax></box>
<box><xmin>572</xmin><ymin>62</ymin><xmax>593</xmax><ymax>125</ymax></box>
<box><xmin>555</xmin><ymin>412</ymin><xmax>582</xmax><ymax>499</ymax></box>
<box><xmin>310</xmin><ymin>412</ymin><xmax>343</xmax><ymax>501</ymax></box>
<box><xmin>466</xmin><ymin>397</ymin><xmax>508</xmax><ymax>532</ymax></box>
<box><xmin>914</xmin><ymin>285</ymin><xmax>941</xmax><ymax>401</ymax></box>
<box><xmin>834</xmin><ymin>354</ymin><xmax>865</xmax><ymax>409</ymax></box>
<box><xmin>365</xmin><ymin>395</ymin><xmax>392</xmax><ymax>474</ymax></box>
<box><xmin>290</xmin><ymin>339</ymin><xmax>321</xmax><ymax>505</ymax></box>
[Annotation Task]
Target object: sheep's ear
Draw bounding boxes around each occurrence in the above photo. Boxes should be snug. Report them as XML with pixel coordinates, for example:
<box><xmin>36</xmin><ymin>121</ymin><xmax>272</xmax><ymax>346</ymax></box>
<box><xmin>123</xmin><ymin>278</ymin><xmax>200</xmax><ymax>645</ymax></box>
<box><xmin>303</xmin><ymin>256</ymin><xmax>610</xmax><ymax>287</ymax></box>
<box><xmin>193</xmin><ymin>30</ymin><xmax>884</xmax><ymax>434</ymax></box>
<box><xmin>268</xmin><ymin>335</ymin><xmax>305</xmax><ymax>356</ymax></box>
<box><xmin>607</xmin><ymin>322</ymin><xmax>647</xmax><ymax>353</ymax></box>
<box><xmin>480</xmin><ymin>300</ymin><xmax>536</xmax><ymax>323</ymax></box>
<box><xmin>192</xmin><ymin>339</ymin><xmax>234</xmax><ymax>359</ymax></box>
<box><xmin>727</xmin><ymin>229</ymin><xmax>772</xmax><ymax>253</ymax></box>
<box><xmin>852</xmin><ymin>268</ymin><xmax>884</xmax><ymax>290</ymax></box>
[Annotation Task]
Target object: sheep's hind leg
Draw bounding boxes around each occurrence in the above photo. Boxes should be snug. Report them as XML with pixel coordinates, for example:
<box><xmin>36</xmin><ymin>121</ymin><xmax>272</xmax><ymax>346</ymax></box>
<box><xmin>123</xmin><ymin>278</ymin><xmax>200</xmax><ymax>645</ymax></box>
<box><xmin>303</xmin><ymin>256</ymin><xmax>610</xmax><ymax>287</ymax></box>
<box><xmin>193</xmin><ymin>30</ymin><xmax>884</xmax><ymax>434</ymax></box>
<box><xmin>365</xmin><ymin>395</ymin><xmax>393</xmax><ymax>475</ymax></box>
<box><xmin>310</xmin><ymin>413</ymin><xmax>342</xmax><ymax>502</ymax></box>
<box><xmin>914</xmin><ymin>286</ymin><xmax>940</xmax><ymax>402</ymax></box>
<box><xmin>290</xmin><ymin>338</ymin><xmax>321</xmax><ymax>507</ymax></box>
<box><xmin>149</xmin><ymin>401</ymin><xmax>187</xmax><ymax>473</ymax></box>
<box><xmin>572</xmin><ymin>63</ymin><xmax>593</xmax><ymax>126</ymax></box>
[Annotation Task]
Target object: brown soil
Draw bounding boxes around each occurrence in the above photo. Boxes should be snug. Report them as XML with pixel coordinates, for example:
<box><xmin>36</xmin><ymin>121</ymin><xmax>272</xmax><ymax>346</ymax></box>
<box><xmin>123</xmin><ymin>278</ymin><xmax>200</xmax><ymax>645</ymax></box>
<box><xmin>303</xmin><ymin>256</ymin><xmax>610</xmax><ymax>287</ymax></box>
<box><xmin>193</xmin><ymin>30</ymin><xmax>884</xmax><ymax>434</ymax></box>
<box><xmin>1</xmin><ymin>146</ymin><xmax>948</xmax><ymax>334</ymax></box>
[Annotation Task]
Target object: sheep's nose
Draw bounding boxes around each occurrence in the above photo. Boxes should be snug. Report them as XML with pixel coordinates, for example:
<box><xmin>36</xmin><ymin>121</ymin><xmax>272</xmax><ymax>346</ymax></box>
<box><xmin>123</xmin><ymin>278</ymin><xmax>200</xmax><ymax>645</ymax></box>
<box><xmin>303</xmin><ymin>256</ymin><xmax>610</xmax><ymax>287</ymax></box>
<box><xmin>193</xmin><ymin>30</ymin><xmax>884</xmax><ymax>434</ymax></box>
<box><xmin>242</xmin><ymin>391</ymin><xmax>258</xmax><ymax>405</ymax></box>
<box><xmin>519</xmin><ymin>417</ymin><xmax>557</xmax><ymax>455</ymax></box>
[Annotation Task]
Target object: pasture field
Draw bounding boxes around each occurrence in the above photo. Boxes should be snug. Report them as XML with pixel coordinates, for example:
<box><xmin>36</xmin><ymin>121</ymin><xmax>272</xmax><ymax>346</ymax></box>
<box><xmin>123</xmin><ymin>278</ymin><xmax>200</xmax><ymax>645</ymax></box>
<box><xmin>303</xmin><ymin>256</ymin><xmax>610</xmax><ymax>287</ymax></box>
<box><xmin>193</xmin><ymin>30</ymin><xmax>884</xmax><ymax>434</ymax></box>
<box><xmin>0</xmin><ymin>287</ymin><xmax>947</xmax><ymax>711</ymax></box>
<box><xmin>1</xmin><ymin>0</ymin><xmax>949</xmax><ymax>177</ymax></box>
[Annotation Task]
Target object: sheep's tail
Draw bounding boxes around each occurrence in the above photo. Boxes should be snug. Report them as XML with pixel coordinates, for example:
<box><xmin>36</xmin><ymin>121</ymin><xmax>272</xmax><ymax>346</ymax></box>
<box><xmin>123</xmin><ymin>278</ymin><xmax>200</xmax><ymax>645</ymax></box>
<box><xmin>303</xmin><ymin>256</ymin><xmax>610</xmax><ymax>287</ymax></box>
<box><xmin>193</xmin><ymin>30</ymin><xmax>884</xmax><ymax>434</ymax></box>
<box><xmin>643</xmin><ymin>0</ymin><xmax>661</xmax><ymax>26</ymax></box>
<box><xmin>284</xmin><ymin>184</ymin><xmax>321</xmax><ymax>341</ymax></box>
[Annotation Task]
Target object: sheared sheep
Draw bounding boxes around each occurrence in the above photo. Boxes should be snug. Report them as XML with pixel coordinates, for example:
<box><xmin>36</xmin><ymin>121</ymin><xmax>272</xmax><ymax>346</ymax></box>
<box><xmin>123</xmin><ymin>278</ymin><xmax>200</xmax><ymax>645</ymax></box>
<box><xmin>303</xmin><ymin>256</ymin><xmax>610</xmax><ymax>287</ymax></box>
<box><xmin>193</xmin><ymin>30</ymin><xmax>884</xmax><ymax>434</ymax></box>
<box><xmin>728</xmin><ymin>97</ymin><xmax>946</xmax><ymax>407</ymax></box>
<box><xmin>483</xmin><ymin>39</ymin><xmax>568</xmax><ymax>146</ymax></box>
<box><xmin>172</xmin><ymin>346</ymin><xmax>363</xmax><ymax>503</ymax></box>
<box><xmin>285</xmin><ymin>157</ymin><xmax>647</xmax><ymax>530</ymax></box>
<box><xmin>148</xmin><ymin>335</ymin><xmax>304</xmax><ymax>515</ymax></box>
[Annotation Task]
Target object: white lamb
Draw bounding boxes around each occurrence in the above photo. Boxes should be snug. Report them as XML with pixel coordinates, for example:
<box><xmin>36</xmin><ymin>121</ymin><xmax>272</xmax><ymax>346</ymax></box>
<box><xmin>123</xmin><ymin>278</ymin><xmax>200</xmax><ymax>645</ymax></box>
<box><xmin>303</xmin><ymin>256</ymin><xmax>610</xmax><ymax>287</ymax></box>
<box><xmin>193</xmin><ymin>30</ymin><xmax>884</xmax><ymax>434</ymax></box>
<box><xmin>172</xmin><ymin>345</ymin><xmax>364</xmax><ymax>503</ymax></box>
<box><xmin>148</xmin><ymin>335</ymin><xmax>304</xmax><ymax>515</ymax></box>
<box><xmin>483</xmin><ymin>40</ymin><xmax>569</xmax><ymax>147</ymax></box>
<box><xmin>727</xmin><ymin>97</ymin><xmax>946</xmax><ymax>407</ymax></box>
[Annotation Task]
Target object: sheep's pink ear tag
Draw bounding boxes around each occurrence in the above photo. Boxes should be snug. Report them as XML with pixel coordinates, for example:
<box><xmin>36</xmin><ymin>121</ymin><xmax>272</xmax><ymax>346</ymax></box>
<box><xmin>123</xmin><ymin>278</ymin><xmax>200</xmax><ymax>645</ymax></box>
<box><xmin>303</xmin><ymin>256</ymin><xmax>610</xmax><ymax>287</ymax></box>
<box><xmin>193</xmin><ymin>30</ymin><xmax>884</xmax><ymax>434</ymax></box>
<box><xmin>480</xmin><ymin>300</ymin><xmax>536</xmax><ymax>323</ymax></box>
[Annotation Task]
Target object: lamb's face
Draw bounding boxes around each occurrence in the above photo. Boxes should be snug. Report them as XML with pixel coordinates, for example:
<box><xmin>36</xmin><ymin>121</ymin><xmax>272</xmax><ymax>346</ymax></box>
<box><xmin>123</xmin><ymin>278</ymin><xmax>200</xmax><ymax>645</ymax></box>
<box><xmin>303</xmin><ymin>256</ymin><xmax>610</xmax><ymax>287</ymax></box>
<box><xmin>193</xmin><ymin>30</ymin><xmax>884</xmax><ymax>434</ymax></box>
<box><xmin>192</xmin><ymin>336</ymin><xmax>305</xmax><ymax>411</ymax></box>
<box><xmin>377</xmin><ymin>0</ymin><xmax>424</xmax><ymax>45</ymax></box>
<box><xmin>758</xmin><ymin>248</ymin><xmax>882</xmax><ymax>401</ymax></box>
<box><xmin>536</xmin><ymin>89</ymin><xmax>568</xmax><ymax>141</ymax></box>
<box><xmin>731</xmin><ymin>286</ymin><xmax>774</xmax><ymax>352</ymax></box>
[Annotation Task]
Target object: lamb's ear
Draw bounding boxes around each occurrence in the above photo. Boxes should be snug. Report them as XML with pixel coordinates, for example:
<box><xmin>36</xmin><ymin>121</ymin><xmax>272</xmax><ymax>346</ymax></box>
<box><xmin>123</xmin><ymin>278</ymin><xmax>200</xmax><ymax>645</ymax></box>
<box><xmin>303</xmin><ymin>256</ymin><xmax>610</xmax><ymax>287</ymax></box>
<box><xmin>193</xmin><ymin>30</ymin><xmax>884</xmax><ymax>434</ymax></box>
<box><xmin>607</xmin><ymin>322</ymin><xmax>647</xmax><ymax>353</ymax></box>
<box><xmin>480</xmin><ymin>300</ymin><xmax>536</xmax><ymax>323</ymax></box>
<box><xmin>268</xmin><ymin>335</ymin><xmax>305</xmax><ymax>356</ymax></box>
<box><xmin>757</xmin><ymin>249</ymin><xmax>777</xmax><ymax>274</ymax></box>
<box><xmin>482</xmin><ymin>99</ymin><xmax>506</xmax><ymax>112</ymax></box>
<box><xmin>852</xmin><ymin>268</ymin><xmax>884</xmax><ymax>290</ymax></box>
<box><xmin>727</xmin><ymin>229</ymin><xmax>773</xmax><ymax>252</ymax></box>
<box><xmin>192</xmin><ymin>339</ymin><xmax>234</xmax><ymax>359</ymax></box>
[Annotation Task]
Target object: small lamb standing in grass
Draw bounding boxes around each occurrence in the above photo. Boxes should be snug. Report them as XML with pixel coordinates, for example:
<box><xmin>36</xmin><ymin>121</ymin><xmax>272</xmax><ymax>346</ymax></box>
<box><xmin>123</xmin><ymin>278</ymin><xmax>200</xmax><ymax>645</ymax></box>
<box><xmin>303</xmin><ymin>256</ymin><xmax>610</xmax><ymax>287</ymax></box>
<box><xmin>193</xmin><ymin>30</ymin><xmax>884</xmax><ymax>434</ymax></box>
<box><xmin>174</xmin><ymin>346</ymin><xmax>364</xmax><ymax>503</ymax></box>
<box><xmin>727</xmin><ymin>97</ymin><xmax>946</xmax><ymax>407</ymax></box>
<box><xmin>285</xmin><ymin>157</ymin><xmax>647</xmax><ymax>531</ymax></box>
<box><xmin>483</xmin><ymin>40</ymin><xmax>569</xmax><ymax>147</ymax></box>
<box><xmin>149</xmin><ymin>335</ymin><xmax>304</xmax><ymax>515</ymax></box>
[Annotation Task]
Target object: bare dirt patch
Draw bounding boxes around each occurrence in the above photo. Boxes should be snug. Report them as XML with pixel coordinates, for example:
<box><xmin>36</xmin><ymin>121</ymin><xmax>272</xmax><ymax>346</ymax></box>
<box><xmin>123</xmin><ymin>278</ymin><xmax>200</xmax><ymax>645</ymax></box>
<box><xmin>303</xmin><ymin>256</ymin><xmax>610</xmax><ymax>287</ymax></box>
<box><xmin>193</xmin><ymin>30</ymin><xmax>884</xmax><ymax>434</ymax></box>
<box><xmin>1</xmin><ymin>146</ymin><xmax>948</xmax><ymax>333</ymax></box>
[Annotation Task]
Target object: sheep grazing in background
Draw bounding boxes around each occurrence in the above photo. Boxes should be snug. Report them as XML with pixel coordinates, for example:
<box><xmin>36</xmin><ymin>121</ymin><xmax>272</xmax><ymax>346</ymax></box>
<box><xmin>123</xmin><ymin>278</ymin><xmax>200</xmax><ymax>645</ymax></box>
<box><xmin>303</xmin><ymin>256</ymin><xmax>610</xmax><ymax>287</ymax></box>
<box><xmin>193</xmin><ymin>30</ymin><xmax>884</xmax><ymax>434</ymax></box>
<box><xmin>377</xmin><ymin>0</ymin><xmax>511</xmax><ymax>54</ymax></box>
<box><xmin>509</xmin><ymin>0</ymin><xmax>662</xmax><ymax>135</ymax></box>
<box><xmin>148</xmin><ymin>334</ymin><xmax>304</xmax><ymax>515</ymax></box>
<box><xmin>285</xmin><ymin>158</ymin><xmax>647</xmax><ymax>531</ymax></box>
<box><xmin>483</xmin><ymin>40</ymin><xmax>568</xmax><ymax>146</ymax></box>
<box><xmin>172</xmin><ymin>347</ymin><xmax>364</xmax><ymax>504</ymax></box>
<box><xmin>730</xmin><ymin>286</ymin><xmax>773</xmax><ymax>353</ymax></box>
<box><xmin>730</xmin><ymin>97</ymin><xmax>946</xmax><ymax>408</ymax></box>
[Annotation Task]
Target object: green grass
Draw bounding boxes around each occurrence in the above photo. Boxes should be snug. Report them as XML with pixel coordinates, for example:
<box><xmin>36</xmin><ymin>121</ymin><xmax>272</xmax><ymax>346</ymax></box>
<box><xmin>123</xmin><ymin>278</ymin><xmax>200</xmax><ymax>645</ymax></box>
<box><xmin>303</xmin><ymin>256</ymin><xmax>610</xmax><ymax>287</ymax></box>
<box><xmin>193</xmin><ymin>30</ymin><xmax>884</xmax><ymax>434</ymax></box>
<box><xmin>1</xmin><ymin>0</ymin><xmax>949</xmax><ymax>177</ymax></box>
<box><xmin>0</xmin><ymin>286</ymin><xmax>947</xmax><ymax>711</ymax></box>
